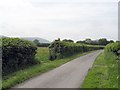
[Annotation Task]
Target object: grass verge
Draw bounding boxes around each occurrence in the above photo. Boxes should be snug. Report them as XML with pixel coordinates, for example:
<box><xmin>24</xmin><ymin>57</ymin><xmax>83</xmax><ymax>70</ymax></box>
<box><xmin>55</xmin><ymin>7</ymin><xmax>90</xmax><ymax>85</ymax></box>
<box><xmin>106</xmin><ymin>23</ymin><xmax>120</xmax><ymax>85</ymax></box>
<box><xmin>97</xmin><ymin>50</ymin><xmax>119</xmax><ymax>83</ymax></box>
<box><xmin>2</xmin><ymin>47</ymin><xmax>96</xmax><ymax>89</ymax></box>
<box><xmin>82</xmin><ymin>51</ymin><xmax>119</xmax><ymax>88</ymax></box>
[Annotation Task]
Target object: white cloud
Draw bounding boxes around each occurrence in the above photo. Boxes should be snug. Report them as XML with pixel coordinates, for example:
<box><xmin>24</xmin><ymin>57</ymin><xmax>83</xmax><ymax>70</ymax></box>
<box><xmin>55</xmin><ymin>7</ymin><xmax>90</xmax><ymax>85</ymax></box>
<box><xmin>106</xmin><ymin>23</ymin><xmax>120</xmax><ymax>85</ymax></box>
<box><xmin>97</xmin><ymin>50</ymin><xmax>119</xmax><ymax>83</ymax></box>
<box><xmin>0</xmin><ymin>0</ymin><xmax>118</xmax><ymax>41</ymax></box>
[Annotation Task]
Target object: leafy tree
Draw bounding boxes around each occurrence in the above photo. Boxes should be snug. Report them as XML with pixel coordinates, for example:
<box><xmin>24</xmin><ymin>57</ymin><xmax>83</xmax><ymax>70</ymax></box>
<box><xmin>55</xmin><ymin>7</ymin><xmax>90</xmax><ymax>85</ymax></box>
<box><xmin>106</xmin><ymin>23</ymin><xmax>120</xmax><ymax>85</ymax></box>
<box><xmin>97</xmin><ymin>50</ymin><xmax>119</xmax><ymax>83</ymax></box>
<box><xmin>109</xmin><ymin>40</ymin><xmax>114</xmax><ymax>43</ymax></box>
<box><xmin>84</xmin><ymin>38</ymin><xmax>92</xmax><ymax>44</ymax></box>
<box><xmin>63</xmin><ymin>39</ymin><xmax>74</xmax><ymax>43</ymax></box>
<box><xmin>55</xmin><ymin>38</ymin><xmax>61</xmax><ymax>41</ymax></box>
<box><xmin>98</xmin><ymin>38</ymin><xmax>109</xmax><ymax>45</ymax></box>
<box><xmin>90</xmin><ymin>40</ymin><xmax>99</xmax><ymax>45</ymax></box>
<box><xmin>76</xmin><ymin>41</ymin><xmax>85</xmax><ymax>44</ymax></box>
<box><xmin>77</xmin><ymin>38</ymin><xmax>114</xmax><ymax>45</ymax></box>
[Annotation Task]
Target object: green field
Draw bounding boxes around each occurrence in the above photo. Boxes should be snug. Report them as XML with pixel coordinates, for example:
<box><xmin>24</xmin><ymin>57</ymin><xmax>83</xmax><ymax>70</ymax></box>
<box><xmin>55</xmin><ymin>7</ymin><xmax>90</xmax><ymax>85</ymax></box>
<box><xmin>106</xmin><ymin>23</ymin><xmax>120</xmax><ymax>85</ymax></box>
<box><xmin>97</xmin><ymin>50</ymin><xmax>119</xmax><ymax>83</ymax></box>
<box><xmin>2</xmin><ymin>47</ymin><xmax>95</xmax><ymax>89</ymax></box>
<box><xmin>82</xmin><ymin>51</ymin><xmax>119</xmax><ymax>88</ymax></box>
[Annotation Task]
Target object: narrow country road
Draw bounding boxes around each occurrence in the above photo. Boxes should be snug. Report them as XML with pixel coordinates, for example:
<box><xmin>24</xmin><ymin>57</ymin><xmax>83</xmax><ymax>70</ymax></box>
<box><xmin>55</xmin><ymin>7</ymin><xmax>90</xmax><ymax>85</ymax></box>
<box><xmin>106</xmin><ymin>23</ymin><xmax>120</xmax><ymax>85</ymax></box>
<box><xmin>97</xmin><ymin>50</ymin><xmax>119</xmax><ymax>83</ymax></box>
<box><xmin>14</xmin><ymin>50</ymin><xmax>103</xmax><ymax>88</ymax></box>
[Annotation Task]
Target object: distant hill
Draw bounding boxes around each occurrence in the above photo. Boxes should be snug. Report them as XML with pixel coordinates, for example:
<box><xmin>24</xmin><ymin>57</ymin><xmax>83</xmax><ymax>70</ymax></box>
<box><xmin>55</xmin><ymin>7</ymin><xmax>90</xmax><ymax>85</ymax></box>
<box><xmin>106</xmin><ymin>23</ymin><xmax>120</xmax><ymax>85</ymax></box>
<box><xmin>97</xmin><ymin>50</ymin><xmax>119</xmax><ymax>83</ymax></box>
<box><xmin>0</xmin><ymin>35</ymin><xmax>51</xmax><ymax>43</ymax></box>
<box><xmin>22</xmin><ymin>37</ymin><xmax>51</xmax><ymax>44</ymax></box>
<box><xmin>0</xmin><ymin>35</ymin><xmax>7</xmax><ymax>38</ymax></box>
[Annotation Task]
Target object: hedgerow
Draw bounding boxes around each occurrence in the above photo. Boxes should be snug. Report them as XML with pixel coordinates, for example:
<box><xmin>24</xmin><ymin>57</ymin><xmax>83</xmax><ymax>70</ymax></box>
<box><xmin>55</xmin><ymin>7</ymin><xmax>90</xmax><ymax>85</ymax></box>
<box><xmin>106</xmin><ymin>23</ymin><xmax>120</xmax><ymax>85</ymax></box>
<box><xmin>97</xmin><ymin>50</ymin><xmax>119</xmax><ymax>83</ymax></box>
<box><xmin>49</xmin><ymin>41</ymin><xmax>104</xmax><ymax>60</ymax></box>
<box><xmin>105</xmin><ymin>42</ymin><xmax>120</xmax><ymax>56</ymax></box>
<box><xmin>2</xmin><ymin>38</ymin><xmax>37</xmax><ymax>75</ymax></box>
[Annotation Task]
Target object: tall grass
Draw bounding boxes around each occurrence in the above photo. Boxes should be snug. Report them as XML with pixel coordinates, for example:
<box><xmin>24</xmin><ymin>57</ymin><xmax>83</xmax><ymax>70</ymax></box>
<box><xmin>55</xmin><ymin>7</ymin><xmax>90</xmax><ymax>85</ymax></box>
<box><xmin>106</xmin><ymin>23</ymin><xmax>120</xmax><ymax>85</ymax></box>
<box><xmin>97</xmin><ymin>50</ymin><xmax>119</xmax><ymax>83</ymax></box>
<box><xmin>82</xmin><ymin>51</ymin><xmax>118</xmax><ymax>88</ymax></box>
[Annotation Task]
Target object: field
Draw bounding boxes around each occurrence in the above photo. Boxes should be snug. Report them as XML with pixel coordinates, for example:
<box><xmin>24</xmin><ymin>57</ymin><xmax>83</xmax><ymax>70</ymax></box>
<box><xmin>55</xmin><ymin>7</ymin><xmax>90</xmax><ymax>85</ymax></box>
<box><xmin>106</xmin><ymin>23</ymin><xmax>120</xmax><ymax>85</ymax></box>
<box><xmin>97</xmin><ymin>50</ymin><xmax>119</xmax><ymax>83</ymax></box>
<box><xmin>82</xmin><ymin>51</ymin><xmax>119</xmax><ymax>88</ymax></box>
<box><xmin>2</xmin><ymin>47</ymin><xmax>95</xmax><ymax>89</ymax></box>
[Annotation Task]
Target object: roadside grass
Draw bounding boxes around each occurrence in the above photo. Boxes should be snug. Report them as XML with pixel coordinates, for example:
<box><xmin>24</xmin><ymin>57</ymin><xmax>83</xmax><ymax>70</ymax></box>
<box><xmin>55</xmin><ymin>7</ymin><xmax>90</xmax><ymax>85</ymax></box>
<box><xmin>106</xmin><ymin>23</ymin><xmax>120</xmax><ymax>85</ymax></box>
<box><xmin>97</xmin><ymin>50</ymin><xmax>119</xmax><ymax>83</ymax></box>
<box><xmin>82</xmin><ymin>51</ymin><xmax>118</xmax><ymax>88</ymax></box>
<box><xmin>2</xmin><ymin>47</ymin><xmax>96</xmax><ymax>90</ymax></box>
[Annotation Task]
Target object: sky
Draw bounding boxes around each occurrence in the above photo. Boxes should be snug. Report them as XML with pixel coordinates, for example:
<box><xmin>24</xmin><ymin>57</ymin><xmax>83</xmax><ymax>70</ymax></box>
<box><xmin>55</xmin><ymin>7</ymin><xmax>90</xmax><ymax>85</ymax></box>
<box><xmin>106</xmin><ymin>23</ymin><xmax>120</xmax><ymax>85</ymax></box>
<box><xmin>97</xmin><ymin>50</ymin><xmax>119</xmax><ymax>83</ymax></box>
<box><xmin>0</xmin><ymin>0</ymin><xmax>119</xmax><ymax>41</ymax></box>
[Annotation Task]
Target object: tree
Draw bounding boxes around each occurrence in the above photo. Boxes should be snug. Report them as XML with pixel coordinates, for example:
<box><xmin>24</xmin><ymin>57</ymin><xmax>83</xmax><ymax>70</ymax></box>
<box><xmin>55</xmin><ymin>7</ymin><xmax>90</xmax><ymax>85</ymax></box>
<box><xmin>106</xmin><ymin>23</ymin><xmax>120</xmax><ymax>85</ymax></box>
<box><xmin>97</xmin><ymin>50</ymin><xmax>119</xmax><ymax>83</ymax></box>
<box><xmin>98</xmin><ymin>38</ymin><xmax>109</xmax><ymax>45</ymax></box>
<box><xmin>63</xmin><ymin>39</ymin><xmax>74</xmax><ymax>43</ymax></box>
<box><xmin>55</xmin><ymin>38</ymin><xmax>61</xmax><ymax>41</ymax></box>
<box><xmin>84</xmin><ymin>38</ymin><xmax>92</xmax><ymax>44</ymax></box>
<box><xmin>109</xmin><ymin>40</ymin><xmax>114</xmax><ymax>43</ymax></box>
<box><xmin>91</xmin><ymin>40</ymin><xmax>99</xmax><ymax>45</ymax></box>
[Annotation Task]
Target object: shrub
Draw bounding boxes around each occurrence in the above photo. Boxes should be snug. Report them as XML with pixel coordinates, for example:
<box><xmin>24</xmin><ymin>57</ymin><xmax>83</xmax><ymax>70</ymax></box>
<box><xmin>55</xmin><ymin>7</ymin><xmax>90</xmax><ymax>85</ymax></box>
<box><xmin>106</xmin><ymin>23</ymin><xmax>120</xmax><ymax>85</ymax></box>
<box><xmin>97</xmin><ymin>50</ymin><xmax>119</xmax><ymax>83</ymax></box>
<box><xmin>49</xmin><ymin>41</ymin><xmax>104</xmax><ymax>60</ymax></box>
<box><xmin>105</xmin><ymin>42</ymin><xmax>120</xmax><ymax>56</ymax></box>
<box><xmin>2</xmin><ymin>38</ymin><xmax>37</xmax><ymax>75</ymax></box>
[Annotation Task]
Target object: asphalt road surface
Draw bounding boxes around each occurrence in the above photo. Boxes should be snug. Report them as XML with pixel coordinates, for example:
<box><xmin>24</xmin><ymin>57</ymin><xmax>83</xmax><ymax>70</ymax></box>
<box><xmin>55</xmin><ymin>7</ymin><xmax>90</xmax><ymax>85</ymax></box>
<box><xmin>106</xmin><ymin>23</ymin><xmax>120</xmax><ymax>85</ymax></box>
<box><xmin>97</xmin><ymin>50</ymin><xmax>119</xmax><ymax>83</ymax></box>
<box><xmin>14</xmin><ymin>50</ymin><xmax>103</xmax><ymax>88</ymax></box>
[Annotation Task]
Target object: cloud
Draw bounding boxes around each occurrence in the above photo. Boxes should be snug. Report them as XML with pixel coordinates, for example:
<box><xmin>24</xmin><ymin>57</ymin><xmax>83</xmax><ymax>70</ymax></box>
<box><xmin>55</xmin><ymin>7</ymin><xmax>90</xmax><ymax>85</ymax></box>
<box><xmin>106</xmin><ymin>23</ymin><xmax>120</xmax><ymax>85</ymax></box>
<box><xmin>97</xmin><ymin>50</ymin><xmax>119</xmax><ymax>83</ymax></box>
<box><xmin>0</xmin><ymin>0</ymin><xmax>118</xmax><ymax>41</ymax></box>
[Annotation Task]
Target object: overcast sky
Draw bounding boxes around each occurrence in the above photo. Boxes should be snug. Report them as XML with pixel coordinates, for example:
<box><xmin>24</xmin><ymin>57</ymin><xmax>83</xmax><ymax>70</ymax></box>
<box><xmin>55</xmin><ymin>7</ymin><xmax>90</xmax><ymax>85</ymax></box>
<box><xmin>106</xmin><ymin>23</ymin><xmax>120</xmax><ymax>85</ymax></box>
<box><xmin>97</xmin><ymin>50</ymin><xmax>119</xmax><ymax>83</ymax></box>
<box><xmin>0</xmin><ymin>0</ymin><xmax>119</xmax><ymax>41</ymax></box>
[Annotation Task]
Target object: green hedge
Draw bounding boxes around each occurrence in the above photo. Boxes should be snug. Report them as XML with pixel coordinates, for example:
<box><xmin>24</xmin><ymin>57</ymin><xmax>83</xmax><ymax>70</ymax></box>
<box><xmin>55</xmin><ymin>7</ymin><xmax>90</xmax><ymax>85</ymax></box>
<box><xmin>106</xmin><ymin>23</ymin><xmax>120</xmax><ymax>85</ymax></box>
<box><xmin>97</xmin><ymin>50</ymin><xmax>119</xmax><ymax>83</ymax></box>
<box><xmin>49</xmin><ymin>41</ymin><xmax>104</xmax><ymax>60</ymax></box>
<box><xmin>105</xmin><ymin>42</ymin><xmax>120</xmax><ymax>56</ymax></box>
<box><xmin>2</xmin><ymin>38</ymin><xmax>37</xmax><ymax>75</ymax></box>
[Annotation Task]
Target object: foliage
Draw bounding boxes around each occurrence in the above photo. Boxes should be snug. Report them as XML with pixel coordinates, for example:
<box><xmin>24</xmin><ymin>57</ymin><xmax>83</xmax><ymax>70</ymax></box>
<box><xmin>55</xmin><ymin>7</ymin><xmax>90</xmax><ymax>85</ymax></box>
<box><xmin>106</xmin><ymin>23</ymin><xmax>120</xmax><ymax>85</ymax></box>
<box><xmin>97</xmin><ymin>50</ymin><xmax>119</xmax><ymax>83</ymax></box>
<box><xmin>82</xmin><ymin>42</ymin><xmax>120</xmax><ymax>88</ymax></box>
<box><xmin>62</xmin><ymin>39</ymin><xmax>74</xmax><ymax>43</ymax></box>
<box><xmin>105</xmin><ymin>42</ymin><xmax>120</xmax><ymax>56</ymax></box>
<box><xmin>76</xmin><ymin>40</ymin><xmax>86</xmax><ymax>44</ymax></box>
<box><xmin>2</xmin><ymin>38</ymin><xmax>37</xmax><ymax>75</ymax></box>
<box><xmin>76</xmin><ymin>38</ymin><xmax>114</xmax><ymax>46</ymax></box>
<box><xmin>82</xmin><ymin>52</ymin><xmax>118</xmax><ymax>88</ymax></box>
<box><xmin>98</xmin><ymin>38</ymin><xmax>109</xmax><ymax>45</ymax></box>
<box><xmin>2</xmin><ymin>47</ymin><xmax>93</xmax><ymax>90</ymax></box>
<box><xmin>49</xmin><ymin>40</ymin><xmax>104</xmax><ymax>60</ymax></box>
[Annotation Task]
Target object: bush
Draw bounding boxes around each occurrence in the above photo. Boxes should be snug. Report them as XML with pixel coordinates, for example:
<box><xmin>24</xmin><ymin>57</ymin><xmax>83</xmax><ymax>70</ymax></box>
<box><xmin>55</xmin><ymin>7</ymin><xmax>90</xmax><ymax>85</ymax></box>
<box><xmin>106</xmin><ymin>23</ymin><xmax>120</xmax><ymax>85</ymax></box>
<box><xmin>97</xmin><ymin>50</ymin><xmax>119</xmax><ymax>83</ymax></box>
<box><xmin>105</xmin><ymin>42</ymin><xmax>120</xmax><ymax>56</ymax></box>
<box><xmin>2</xmin><ymin>38</ymin><xmax>37</xmax><ymax>75</ymax></box>
<box><xmin>49</xmin><ymin>41</ymin><xmax>104</xmax><ymax>60</ymax></box>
